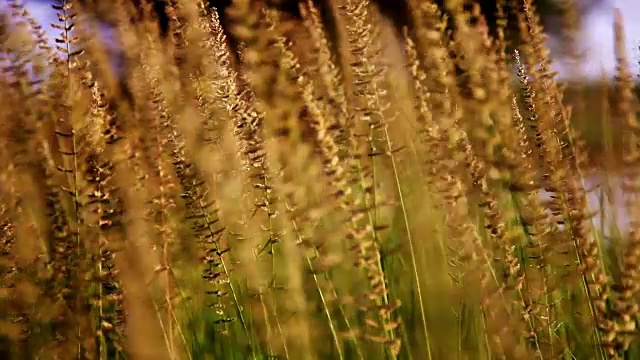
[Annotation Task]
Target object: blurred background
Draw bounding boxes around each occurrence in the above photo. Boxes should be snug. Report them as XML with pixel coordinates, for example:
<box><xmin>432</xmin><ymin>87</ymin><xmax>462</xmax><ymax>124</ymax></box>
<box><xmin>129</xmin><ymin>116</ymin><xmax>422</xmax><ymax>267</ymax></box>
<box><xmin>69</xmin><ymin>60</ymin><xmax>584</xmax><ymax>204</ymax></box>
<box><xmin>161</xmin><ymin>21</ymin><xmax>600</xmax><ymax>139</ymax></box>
<box><xmin>9</xmin><ymin>0</ymin><xmax>638</xmax><ymax>80</ymax></box>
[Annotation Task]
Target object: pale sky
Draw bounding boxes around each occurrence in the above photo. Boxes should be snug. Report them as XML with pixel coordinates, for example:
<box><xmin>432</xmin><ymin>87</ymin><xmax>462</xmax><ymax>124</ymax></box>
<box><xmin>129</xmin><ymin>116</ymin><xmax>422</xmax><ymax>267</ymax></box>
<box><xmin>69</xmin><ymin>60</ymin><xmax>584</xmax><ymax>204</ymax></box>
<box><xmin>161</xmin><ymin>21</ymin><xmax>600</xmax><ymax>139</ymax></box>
<box><xmin>9</xmin><ymin>0</ymin><xmax>640</xmax><ymax>82</ymax></box>
<box><xmin>552</xmin><ymin>0</ymin><xmax>640</xmax><ymax>80</ymax></box>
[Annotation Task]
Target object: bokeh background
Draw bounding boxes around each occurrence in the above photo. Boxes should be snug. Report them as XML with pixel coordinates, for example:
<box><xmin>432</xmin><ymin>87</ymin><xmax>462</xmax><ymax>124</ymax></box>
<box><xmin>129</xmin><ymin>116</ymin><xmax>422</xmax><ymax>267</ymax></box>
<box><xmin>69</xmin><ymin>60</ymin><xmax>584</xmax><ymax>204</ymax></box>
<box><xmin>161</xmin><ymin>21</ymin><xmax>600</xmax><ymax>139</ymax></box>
<box><xmin>9</xmin><ymin>0</ymin><xmax>639</xmax><ymax>80</ymax></box>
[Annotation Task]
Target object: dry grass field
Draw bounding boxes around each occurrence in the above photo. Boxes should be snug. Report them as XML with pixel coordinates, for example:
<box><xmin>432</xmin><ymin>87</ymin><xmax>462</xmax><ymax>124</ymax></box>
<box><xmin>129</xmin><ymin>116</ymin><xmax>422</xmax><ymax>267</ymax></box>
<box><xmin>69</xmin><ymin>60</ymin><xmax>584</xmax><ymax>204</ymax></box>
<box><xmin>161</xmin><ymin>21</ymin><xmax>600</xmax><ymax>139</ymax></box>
<box><xmin>0</xmin><ymin>0</ymin><xmax>639</xmax><ymax>359</ymax></box>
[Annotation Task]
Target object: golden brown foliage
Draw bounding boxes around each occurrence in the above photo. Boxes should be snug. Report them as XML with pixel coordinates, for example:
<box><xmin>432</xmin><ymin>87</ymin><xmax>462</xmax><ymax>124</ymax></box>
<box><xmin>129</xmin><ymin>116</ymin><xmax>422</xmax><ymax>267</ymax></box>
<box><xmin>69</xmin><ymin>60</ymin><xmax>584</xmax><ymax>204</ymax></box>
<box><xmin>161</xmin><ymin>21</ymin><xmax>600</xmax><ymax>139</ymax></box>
<box><xmin>0</xmin><ymin>0</ymin><xmax>638</xmax><ymax>359</ymax></box>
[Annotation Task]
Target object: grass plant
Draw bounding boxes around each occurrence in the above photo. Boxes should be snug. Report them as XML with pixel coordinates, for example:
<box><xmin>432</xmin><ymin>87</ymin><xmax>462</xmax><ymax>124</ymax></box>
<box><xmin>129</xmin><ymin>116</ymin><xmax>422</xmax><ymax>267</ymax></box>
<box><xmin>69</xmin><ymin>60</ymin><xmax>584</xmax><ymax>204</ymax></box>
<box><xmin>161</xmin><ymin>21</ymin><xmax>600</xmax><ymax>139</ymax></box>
<box><xmin>0</xmin><ymin>0</ymin><xmax>638</xmax><ymax>359</ymax></box>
